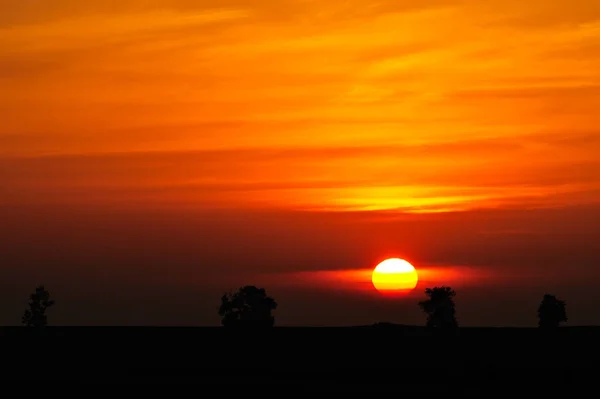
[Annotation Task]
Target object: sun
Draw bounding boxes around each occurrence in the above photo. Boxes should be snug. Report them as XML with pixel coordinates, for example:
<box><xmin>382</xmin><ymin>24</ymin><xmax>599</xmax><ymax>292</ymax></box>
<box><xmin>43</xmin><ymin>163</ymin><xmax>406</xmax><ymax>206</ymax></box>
<box><xmin>372</xmin><ymin>258</ymin><xmax>418</xmax><ymax>295</ymax></box>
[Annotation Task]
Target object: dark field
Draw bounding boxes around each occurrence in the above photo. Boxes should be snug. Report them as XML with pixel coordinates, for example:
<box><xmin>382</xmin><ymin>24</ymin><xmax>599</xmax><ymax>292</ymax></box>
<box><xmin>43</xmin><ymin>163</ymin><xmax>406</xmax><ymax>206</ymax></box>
<box><xmin>3</xmin><ymin>325</ymin><xmax>599</xmax><ymax>390</ymax></box>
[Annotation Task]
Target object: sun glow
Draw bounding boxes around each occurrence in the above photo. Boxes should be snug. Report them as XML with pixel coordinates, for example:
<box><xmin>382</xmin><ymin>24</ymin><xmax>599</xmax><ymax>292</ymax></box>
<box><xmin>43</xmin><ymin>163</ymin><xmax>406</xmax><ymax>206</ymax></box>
<box><xmin>371</xmin><ymin>258</ymin><xmax>419</xmax><ymax>295</ymax></box>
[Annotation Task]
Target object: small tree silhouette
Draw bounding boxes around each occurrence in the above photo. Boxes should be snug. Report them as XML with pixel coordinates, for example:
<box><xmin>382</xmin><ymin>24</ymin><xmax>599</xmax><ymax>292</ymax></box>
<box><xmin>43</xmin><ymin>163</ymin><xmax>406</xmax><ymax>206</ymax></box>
<box><xmin>218</xmin><ymin>285</ymin><xmax>277</xmax><ymax>327</ymax></box>
<box><xmin>22</xmin><ymin>285</ymin><xmax>55</xmax><ymax>328</ymax></box>
<box><xmin>537</xmin><ymin>294</ymin><xmax>567</xmax><ymax>329</ymax></box>
<box><xmin>418</xmin><ymin>286</ymin><xmax>458</xmax><ymax>332</ymax></box>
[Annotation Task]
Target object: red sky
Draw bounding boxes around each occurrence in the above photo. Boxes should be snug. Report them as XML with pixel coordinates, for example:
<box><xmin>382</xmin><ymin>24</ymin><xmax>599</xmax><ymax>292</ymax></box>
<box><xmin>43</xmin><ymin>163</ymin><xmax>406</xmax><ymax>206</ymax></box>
<box><xmin>1</xmin><ymin>0</ymin><xmax>599</xmax><ymax>326</ymax></box>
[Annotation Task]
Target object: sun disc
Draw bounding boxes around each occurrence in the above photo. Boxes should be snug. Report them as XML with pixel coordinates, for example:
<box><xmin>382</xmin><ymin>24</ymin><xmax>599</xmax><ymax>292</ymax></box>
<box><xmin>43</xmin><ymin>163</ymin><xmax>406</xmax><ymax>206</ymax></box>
<box><xmin>372</xmin><ymin>258</ymin><xmax>418</xmax><ymax>295</ymax></box>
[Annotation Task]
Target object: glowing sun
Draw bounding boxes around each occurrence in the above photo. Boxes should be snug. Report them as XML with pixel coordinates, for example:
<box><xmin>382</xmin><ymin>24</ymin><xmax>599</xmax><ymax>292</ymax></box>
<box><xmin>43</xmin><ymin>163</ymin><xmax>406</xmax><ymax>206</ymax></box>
<box><xmin>372</xmin><ymin>258</ymin><xmax>418</xmax><ymax>295</ymax></box>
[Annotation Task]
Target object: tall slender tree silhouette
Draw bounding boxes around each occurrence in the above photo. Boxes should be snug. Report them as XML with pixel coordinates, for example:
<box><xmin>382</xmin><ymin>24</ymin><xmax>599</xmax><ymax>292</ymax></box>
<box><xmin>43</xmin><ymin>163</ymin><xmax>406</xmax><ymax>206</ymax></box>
<box><xmin>537</xmin><ymin>294</ymin><xmax>567</xmax><ymax>329</ymax></box>
<box><xmin>22</xmin><ymin>285</ymin><xmax>55</xmax><ymax>328</ymax></box>
<box><xmin>219</xmin><ymin>285</ymin><xmax>278</xmax><ymax>327</ymax></box>
<box><xmin>418</xmin><ymin>286</ymin><xmax>458</xmax><ymax>333</ymax></box>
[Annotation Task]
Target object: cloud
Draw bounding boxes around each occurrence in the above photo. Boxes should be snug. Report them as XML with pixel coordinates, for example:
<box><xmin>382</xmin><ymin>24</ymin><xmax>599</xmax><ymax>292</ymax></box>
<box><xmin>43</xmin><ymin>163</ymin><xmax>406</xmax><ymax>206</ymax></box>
<box><xmin>2</xmin><ymin>131</ymin><xmax>600</xmax><ymax>212</ymax></box>
<box><xmin>1</xmin><ymin>0</ymin><xmax>599</xmax><ymax>214</ymax></box>
<box><xmin>450</xmin><ymin>84</ymin><xmax>600</xmax><ymax>100</ymax></box>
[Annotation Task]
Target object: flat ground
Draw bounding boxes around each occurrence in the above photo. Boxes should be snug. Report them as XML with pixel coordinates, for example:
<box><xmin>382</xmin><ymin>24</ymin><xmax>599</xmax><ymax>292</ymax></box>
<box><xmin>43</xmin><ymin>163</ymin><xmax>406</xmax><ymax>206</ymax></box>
<box><xmin>2</xmin><ymin>325</ymin><xmax>597</xmax><ymax>390</ymax></box>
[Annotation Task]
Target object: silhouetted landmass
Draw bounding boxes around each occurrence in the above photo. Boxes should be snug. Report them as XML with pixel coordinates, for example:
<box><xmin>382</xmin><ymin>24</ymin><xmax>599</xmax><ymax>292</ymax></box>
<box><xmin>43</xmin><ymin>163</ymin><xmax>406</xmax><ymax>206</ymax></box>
<box><xmin>4</xmin><ymin>324</ymin><xmax>597</xmax><ymax>337</ymax></box>
<box><xmin>1</xmin><ymin>324</ymin><xmax>597</xmax><ymax>389</ymax></box>
<box><xmin>4</xmin><ymin>284</ymin><xmax>598</xmax><ymax>390</ymax></box>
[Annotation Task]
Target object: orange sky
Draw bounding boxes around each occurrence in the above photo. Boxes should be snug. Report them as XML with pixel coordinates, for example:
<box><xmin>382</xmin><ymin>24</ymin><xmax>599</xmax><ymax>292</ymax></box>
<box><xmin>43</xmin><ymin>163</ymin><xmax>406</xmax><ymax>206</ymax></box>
<box><xmin>1</xmin><ymin>0</ymin><xmax>600</xmax><ymax>326</ymax></box>
<box><xmin>2</xmin><ymin>0</ymin><xmax>600</xmax><ymax>213</ymax></box>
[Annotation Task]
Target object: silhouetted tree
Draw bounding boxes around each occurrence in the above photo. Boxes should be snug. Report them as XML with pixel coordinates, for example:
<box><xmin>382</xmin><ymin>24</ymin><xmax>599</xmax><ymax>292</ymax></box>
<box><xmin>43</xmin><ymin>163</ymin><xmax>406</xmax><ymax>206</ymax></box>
<box><xmin>22</xmin><ymin>285</ymin><xmax>55</xmax><ymax>328</ymax></box>
<box><xmin>418</xmin><ymin>286</ymin><xmax>458</xmax><ymax>332</ymax></box>
<box><xmin>219</xmin><ymin>285</ymin><xmax>277</xmax><ymax>327</ymax></box>
<box><xmin>537</xmin><ymin>294</ymin><xmax>567</xmax><ymax>329</ymax></box>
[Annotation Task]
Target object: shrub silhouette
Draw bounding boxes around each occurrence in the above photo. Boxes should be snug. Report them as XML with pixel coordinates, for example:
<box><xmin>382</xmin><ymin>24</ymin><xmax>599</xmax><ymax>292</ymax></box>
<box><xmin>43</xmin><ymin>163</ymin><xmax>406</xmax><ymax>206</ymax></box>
<box><xmin>22</xmin><ymin>285</ymin><xmax>55</xmax><ymax>328</ymax></box>
<box><xmin>537</xmin><ymin>294</ymin><xmax>567</xmax><ymax>329</ymax></box>
<box><xmin>418</xmin><ymin>286</ymin><xmax>458</xmax><ymax>332</ymax></box>
<box><xmin>219</xmin><ymin>285</ymin><xmax>277</xmax><ymax>327</ymax></box>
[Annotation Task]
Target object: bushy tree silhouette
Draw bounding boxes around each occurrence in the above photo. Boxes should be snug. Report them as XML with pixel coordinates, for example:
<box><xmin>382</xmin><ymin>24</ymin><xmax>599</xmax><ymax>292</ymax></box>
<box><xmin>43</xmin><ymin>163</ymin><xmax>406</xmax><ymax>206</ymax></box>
<box><xmin>537</xmin><ymin>294</ymin><xmax>567</xmax><ymax>329</ymax></box>
<box><xmin>22</xmin><ymin>285</ymin><xmax>55</xmax><ymax>328</ymax></box>
<box><xmin>418</xmin><ymin>286</ymin><xmax>458</xmax><ymax>332</ymax></box>
<box><xmin>219</xmin><ymin>285</ymin><xmax>277</xmax><ymax>327</ymax></box>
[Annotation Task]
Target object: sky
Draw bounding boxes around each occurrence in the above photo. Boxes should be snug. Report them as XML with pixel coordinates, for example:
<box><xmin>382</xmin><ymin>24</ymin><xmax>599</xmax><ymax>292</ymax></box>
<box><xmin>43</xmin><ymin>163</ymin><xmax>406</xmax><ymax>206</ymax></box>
<box><xmin>1</xmin><ymin>0</ymin><xmax>599</xmax><ymax>327</ymax></box>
